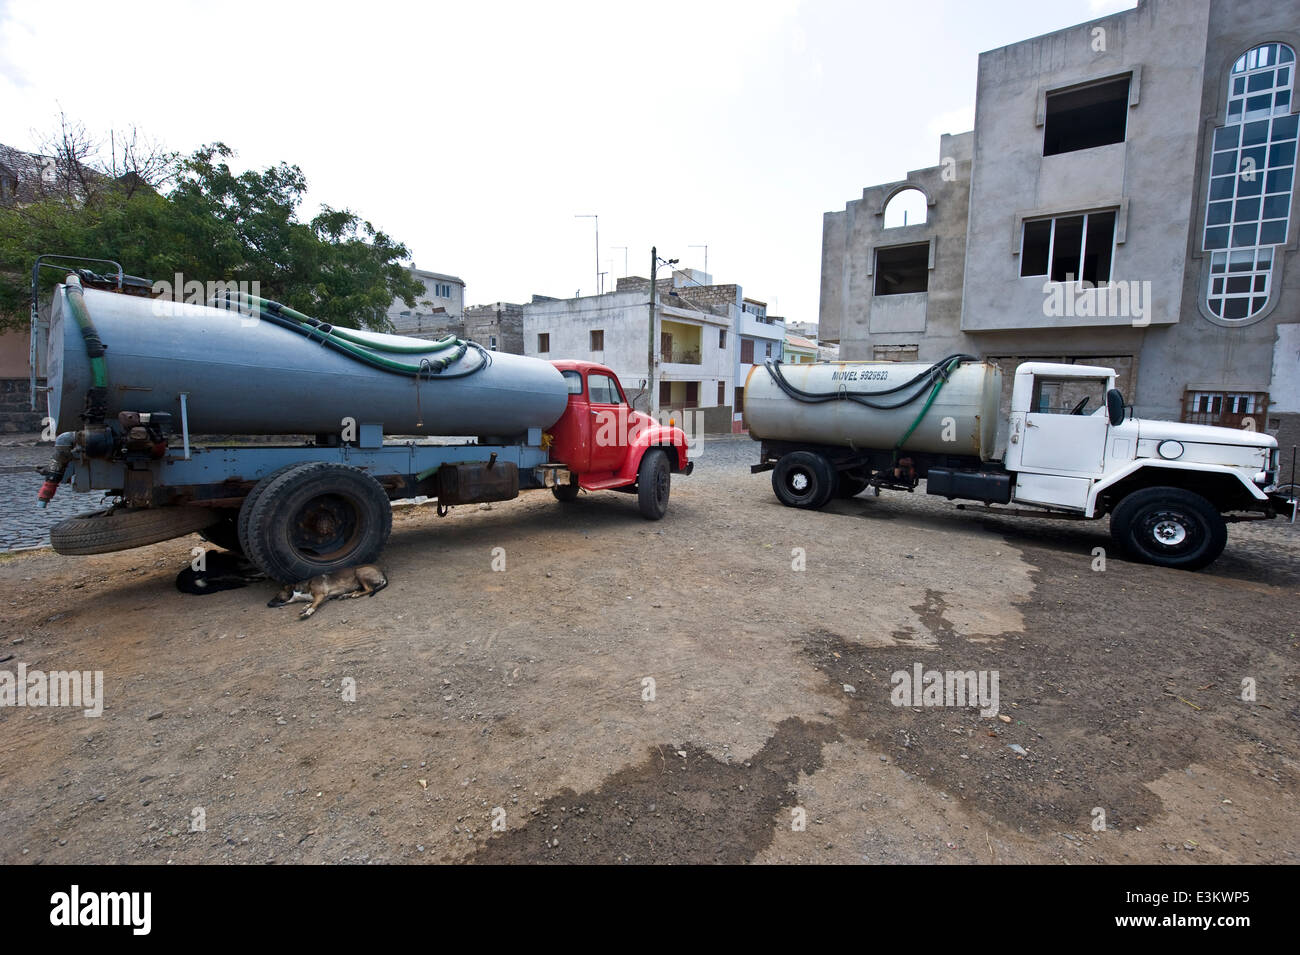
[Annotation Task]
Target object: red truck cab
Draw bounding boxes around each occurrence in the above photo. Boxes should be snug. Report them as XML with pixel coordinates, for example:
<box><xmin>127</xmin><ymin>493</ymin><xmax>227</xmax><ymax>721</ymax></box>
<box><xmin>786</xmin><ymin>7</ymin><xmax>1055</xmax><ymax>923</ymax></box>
<box><xmin>546</xmin><ymin>360</ymin><xmax>693</xmax><ymax>518</ymax></box>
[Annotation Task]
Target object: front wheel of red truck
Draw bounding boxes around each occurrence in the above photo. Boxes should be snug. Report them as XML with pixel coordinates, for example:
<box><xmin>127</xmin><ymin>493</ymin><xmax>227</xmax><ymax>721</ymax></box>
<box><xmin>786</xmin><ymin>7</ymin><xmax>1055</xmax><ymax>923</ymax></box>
<box><xmin>637</xmin><ymin>450</ymin><xmax>671</xmax><ymax>520</ymax></box>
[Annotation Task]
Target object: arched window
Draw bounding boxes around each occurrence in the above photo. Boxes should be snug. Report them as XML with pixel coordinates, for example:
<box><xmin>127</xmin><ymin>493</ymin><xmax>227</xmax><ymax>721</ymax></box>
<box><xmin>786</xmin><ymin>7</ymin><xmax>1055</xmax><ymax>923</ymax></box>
<box><xmin>1203</xmin><ymin>42</ymin><xmax>1296</xmax><ymax>322</ymax></box>
<box><xmin>883</xmin><ymin>188</ymin><xmax>928</xmax><ymax>228</ymax></box>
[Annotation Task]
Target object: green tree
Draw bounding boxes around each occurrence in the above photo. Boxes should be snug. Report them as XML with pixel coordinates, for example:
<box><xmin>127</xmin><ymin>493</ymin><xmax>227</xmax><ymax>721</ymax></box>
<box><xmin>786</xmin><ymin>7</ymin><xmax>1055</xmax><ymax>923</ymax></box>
<box><xmin>0</xmin><ymin>135</ymin><xmax>424</xmax><ymax>332</ymax></box>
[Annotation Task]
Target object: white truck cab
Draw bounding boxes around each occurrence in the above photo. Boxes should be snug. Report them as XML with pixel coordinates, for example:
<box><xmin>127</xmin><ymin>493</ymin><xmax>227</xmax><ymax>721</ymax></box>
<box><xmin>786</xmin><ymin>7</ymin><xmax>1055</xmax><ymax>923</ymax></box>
<box><xmin>1005</xmin><ymin>362</ymin><xmax>1277</xmax><ymax>517</ymax></box>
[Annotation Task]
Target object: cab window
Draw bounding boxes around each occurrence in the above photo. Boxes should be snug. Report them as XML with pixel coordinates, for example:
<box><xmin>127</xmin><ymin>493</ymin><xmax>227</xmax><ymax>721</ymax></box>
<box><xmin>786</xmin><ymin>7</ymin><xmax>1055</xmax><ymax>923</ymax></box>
<box><xmin>561</xmin><ymin>370</ymin><xmax>583</xmax><ymax>395</ymax></box>
<box><xmin>588</xmin><ymin>373</ymin><xmax>623</xmax><ymax>405</ymax></box>
<box><xmin>1031</xmin><ymin>377</ymin><xmax>1108</xmax><ymax>416</ymax></box>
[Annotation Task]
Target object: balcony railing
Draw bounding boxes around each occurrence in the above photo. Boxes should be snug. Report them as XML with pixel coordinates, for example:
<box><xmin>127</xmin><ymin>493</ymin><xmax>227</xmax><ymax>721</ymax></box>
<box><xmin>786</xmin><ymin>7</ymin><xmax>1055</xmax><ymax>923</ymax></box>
<box><xmin>661</xmin><ymin>349</ymin><xmax>701</xmax><ymax>365</ymax></box>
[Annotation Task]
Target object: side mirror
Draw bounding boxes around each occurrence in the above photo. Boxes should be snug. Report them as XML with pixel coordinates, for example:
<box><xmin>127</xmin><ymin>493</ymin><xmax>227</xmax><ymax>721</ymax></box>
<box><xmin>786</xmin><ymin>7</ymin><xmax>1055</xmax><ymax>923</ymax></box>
<box><xmin>1106</xmin><ymin>388</ymin><xmax>1125</xmax><ymax>426</ymax></box>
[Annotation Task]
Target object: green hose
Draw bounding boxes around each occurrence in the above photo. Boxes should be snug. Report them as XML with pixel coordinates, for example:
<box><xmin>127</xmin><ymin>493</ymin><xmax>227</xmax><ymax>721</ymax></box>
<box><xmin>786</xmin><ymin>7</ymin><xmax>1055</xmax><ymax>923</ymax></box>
<box><xmin>893</xmin><ymin>356</ymin><xmax>961</xmax><ymax>458</ymax></box>
<box><xmin>213</xmin><ymin>292</ymin><xmax>487</xmax><ymax>379</ymax></box>
<box><xmin>223</xmin><ymin>291</ymin><xmax>459</xmax><ymax>353</ymax></box>
<box><xmin>64</xmin><ymin>277</ymin><xmax>107</xmax><ymax>389</ymax></box>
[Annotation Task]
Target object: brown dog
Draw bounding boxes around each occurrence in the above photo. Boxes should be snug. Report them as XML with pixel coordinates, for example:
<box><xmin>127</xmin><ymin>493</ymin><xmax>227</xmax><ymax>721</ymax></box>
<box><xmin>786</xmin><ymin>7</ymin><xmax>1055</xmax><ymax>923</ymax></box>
<box><xmin>267</xmin><ymin>565</ymin><xmax>388</xmax><ymax>619</ymax></box>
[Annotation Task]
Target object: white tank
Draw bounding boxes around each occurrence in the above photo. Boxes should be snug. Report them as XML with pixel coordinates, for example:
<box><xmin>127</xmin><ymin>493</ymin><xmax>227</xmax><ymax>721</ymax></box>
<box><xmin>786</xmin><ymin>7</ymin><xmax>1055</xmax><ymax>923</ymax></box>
<box><xmin>743</xmin><ymin>360</ymin><xmax>1001</xmax><ymax>460</ymax></box>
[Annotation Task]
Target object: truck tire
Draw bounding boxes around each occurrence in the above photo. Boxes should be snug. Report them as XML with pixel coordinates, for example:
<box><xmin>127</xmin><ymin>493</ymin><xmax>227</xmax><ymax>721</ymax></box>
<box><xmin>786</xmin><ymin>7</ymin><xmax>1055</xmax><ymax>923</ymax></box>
<box><xmin>837</xmin><ymin>475</ymin><xmax>871</xmax><ymax>499</ymax></box>
<box><xmin>773</xmin><ymin>451</ymin><xmax>837</xmax><ymax>509</ymax></box>
<box><xmin>637</xmin><ymin>449</ymin><xmax>671</xmax><ymax>520</ymax></box>
<box><xmin>244</xmin><ymin>462</ymin><xmax>392</xmax><ymax>582</ymax></box>
<box><xmin>237</xmin><ymin>462</ymin><xmax>311</xmax><ymax>557</ymax></box>
<box><xmin>199</xmin><ymin>509</ymin><xmax>243</xmax><ymax>554</ymax></box>
<box><xmin>552</xmin><ymin>482</ymin><xmax>581</xmax><ymax>503</ymax></box>
<box><xmin>50</xmin><ymin>506</ymin><xmax>215</xmax><ymax>556</ymax></box>
<box><xmin>1109</xmin><ymin>487</ymin><xmax>1227</xmax><ymax>571</ymax></box>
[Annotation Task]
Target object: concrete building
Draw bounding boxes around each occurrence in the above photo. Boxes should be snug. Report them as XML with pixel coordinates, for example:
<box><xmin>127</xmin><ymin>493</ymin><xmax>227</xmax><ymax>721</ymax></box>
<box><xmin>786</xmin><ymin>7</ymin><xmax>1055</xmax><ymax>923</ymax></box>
<box><xmin>785</xmin><ymin>320</ymin><xmax>820</xmax><ymax>339</ymax></box>
<box><xmin>734</xmin><ymin>296</ymin><xmax>787</xmax><ymax>430</ymax></box>
<box><xmin>522</xmin><ymin>270</ymin><xmax>747</xmax><ymax>432</ymax></box>
<box><xmin>783</xmin><ymin>334</ymin><xmax>818</xmax><ymax>364</ymax></box>
<box><xmin>819</xmin><ymin>0</ymin><xmax>1300</xmax><ymax>454</ymax></box>
<box><xmin>386</xmin><ymin>266</ymin><xmax>465</xmax><ymax>339</ymax></box>
<box><xmin>463</xmin><ymin>302</ymin><xmax>524</xmax><ymax>354</ymax></box>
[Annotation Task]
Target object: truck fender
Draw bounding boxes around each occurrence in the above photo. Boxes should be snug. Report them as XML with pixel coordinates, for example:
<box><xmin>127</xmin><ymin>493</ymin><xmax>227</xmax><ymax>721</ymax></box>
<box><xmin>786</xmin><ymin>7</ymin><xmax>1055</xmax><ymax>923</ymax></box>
<box><xmin>1085</xmin><ymin>460</ymin><xmax>1267</xmax><ymax>516</ymax></box>
<box><xmin>618</xmin><ymin>422</ymin><xmax>690</xmax><ymax>485</ymax></box>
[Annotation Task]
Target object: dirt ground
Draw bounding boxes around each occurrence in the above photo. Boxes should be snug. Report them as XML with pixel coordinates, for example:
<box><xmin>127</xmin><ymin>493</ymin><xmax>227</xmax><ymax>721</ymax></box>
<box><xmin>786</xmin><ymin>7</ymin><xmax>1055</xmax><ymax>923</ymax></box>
<box><xmin>1</xmin><ymin>436</ymin><xmax>1297</xmax><ymax>864</ymax></box>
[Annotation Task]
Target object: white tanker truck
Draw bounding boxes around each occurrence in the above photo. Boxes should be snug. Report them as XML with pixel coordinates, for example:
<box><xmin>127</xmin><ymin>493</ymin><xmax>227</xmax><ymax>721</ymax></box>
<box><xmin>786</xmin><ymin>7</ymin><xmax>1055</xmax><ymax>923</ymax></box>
<box><xmin>744</xmin><ymin>356</ymin><xmax>1294</xmax><ymax>570</ymax></box>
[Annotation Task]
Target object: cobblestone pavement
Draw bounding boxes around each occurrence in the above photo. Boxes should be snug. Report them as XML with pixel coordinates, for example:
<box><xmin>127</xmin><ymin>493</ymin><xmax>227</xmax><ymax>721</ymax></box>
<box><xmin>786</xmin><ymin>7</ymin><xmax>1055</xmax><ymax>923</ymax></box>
<box><xmin>0</xmin><ymin>445</ymin><xmax>110</xmax><ymax>552</ymax></box>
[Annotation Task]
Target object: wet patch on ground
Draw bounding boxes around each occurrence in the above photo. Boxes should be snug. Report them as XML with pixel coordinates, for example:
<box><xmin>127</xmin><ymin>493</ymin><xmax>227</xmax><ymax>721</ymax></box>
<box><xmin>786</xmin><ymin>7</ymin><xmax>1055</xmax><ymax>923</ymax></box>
<box><xmin>471</xmin><ymin>717</ymin><xmax>838</xmax><ymax>864</ymax></box>
<box><xmin>802</xmin><ymin>538</ymin><xmax>1296</xmax><ymax>835</ymax></box>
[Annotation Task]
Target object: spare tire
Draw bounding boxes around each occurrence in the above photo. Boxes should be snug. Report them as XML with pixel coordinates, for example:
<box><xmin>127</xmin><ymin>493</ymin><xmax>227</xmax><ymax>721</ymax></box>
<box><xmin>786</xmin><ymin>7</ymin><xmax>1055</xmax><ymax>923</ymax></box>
<box><xmin>50</xmin><ymin>506</ymin><xmax>216</xmax><ymax>556</ymax></box>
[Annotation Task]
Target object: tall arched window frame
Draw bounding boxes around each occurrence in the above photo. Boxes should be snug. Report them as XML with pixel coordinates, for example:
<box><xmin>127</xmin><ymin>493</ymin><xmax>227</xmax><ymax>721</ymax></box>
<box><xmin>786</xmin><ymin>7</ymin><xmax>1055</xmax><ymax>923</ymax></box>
<box><xmin>1203</xmin><ymin>42</ymin><xmax>1296</xmax><ymax>323</ymax></box>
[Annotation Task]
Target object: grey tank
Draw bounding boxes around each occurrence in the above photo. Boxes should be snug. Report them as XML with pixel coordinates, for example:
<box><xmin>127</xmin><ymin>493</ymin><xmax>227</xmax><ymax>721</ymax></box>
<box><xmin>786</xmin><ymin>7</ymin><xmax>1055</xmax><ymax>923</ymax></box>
<box><xmin>743</xmin><ymin>360</ymin><xmax>1002</xmax><ymax>461</ymax></box>
<box><xmin>47</xmin><ymin>285</ymin><xmax>570</xmax><ymax>437</ymax></box>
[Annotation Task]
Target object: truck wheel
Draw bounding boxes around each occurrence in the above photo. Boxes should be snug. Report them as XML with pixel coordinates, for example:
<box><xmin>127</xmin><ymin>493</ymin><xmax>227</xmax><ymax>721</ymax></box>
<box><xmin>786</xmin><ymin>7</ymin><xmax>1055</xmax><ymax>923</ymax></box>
<box><xmin>552</xmin><ymin>482</ymin><xmax>580</xmax><ymax>503</ymax></box>
<box><xmin>837</xmin><ymin>475</ymin><xmax>871</xmax><ymax>499</ymax></box>
<box><xmin>637</xmin><ymin>450</ymin><xmax>671</xmax><ymax>520</ymax></box>
<box><xmin>245</xmin><ymin>462</ymin><xmax>392</xmax><ymax>582</ymax></box>
<box><xmin>200</xmin><ymin>509</ymin><xmax>243</xmax><ymax>554</ymax></box>
<box><xmin>1109</xmin><ymin>487</ymin><xmax>1227</xmax><ymax>571</ymax></box>
<box><xmin>772</xmin><ymin>452</ymin><xmax>837</xmax><ymax>509</ymax></box>
<box><xmin>237</xmin><ymin>463</ymin><xmax>310</xmax><ymax>557</ymax></box>
<box><xmin>50</xmin><ymin>506</ymin><xmax>216</xmax><ymax>556</ymax></box>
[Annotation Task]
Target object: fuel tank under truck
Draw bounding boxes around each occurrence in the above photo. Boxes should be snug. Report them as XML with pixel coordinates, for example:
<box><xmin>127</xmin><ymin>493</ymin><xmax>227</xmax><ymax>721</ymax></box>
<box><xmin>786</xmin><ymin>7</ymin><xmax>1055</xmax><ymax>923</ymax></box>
<box><xmin>743</xmin><ymin>359</ymin><xmax>1002</xmax><ymax>460</ymax></box>
<box><xmin>46</xmin><ymin>284</ymin><xmax>570</xmax><ymax>437</ymax></box>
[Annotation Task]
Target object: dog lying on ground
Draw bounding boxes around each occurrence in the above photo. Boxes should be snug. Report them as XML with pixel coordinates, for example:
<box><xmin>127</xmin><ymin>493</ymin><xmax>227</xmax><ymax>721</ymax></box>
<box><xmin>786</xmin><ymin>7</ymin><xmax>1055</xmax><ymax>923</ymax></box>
<box><xmin>267</xmin><ymin>565</ymin><xmax>388</xmax><ymax>619</ymax></box>
<box><xmin>176</xmin><ymin>550</ymin><xmax>266</xmax><ymax>595</ymax></box>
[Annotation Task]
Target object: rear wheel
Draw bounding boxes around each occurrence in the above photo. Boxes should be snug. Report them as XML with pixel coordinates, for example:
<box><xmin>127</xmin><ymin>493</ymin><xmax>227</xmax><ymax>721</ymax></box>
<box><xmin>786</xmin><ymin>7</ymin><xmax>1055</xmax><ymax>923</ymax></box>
<box><xmin>772</xmin><ymin>451</ymin><xmax>837</xmax><ymax>509</ymax></box>
<box><xmin>245</xmin><ymin>463</ymin><xmax>392</xmax><ymax>582</ymax></box>
<box><xmin>1109</xmin><ymin>487</ymin><xmax>1227</xmax><ymax>570</ymax></box>
<box><xmin>200</xmin><ymin>509</ymin><xmax>242</xmax><ymax>554</ymax></box>
<box><xmin>237</xmin><ymin>463</ymin><xmax>309</xmax><ymax>558</ymax></box>
<box><xmin>837</xmin><ymin>475</ymin><xmax>871</xmax><ymax>499</ymax></box>
<box><xmin>637</xmin><ymin>450</ymin><xmax>671</xmax><ymax>520</ymax></box>
<box><xmin>552</xmin><ymin>482</ymin><xmax>580</xmax><ymax>503</ymax></box>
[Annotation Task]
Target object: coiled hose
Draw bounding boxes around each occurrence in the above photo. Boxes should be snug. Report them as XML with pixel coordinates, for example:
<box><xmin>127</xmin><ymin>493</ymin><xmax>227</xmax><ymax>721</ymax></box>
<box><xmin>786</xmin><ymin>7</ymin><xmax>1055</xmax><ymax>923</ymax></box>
<box><xmin>763</xmin><ymin>354</ymin><xmax>976</xmax><ymax>459</ymax></box>
<box><xmin>210</xmin><ymin>291</ymin><xmax>491</xmax><ymax>379</ymax></box>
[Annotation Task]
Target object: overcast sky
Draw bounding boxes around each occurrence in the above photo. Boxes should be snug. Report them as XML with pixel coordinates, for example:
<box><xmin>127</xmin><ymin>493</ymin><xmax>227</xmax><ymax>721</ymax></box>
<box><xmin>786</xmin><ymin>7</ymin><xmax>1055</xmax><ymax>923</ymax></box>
<box><xmin>0</xmin><ymin>0</ymin><xmax>1134</xmax><ymax>325</ymax></box>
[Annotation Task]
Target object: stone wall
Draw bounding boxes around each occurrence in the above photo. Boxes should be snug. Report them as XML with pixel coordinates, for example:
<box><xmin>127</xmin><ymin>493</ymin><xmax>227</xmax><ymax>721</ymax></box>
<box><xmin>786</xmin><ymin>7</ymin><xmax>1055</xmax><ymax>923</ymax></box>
<box><xmin>0</xmin><ymin>378</ymin><xmax>43</xmax><ymax>434</ymax></box>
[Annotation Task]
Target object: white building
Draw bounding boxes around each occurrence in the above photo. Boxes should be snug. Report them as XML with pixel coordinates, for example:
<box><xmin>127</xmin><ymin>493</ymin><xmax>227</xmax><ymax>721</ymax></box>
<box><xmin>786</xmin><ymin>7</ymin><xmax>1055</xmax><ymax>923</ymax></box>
<box><xmin>734</xmin><ymin>297</ymin><xmax>786</xmax><ymax>431</ymax></box>
<box><xmin>386</xmin><ymin>266</ymin><xmax>465</xmax><ymax>339</ymax></box>
<box><xmin>522</xmin><ymin>276</ymin><xmax>735</xmax><ymax>432</ymax></box>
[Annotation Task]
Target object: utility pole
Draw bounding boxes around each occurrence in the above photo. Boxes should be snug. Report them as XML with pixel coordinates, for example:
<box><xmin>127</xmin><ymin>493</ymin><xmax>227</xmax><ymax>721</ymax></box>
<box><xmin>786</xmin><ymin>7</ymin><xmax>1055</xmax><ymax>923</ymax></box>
<box><xmin>575</xmin><ymin>214</ymin><xmax>599</xmax><ymax>294</ymax></box>
<box><xmin>648</xmin><ymin>246</ymin><xmax>657</xmax><ymax>415</ymax></box>
<box><xmin>647</xmin><ymin>246</ymin><xmax>678</xmax><ymax>416</ymax></box>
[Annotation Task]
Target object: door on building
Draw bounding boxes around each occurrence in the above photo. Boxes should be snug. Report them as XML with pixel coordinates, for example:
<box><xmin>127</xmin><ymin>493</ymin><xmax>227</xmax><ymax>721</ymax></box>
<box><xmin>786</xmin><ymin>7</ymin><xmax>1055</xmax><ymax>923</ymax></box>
<box><xmin>661</xmin><ymin>332</ymin><xmax>673</xmax><ymax>362</ymax></box>
<box><xmin>684</xmin><ymin>381</ymin><xmax>699</xmax><ymax>407</ymax></box>
<box><xmin>717</xmin><ymin>381</ymin><xmax>726</xmax><ymax>407</ymax></box>
<box><xmin>740</xmin><ymin>339</ymin><xmax>755</xmax><ymax>364</ymax></box>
